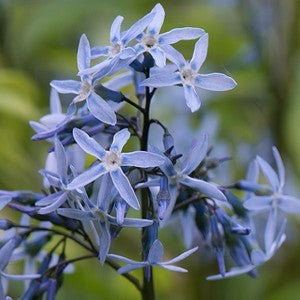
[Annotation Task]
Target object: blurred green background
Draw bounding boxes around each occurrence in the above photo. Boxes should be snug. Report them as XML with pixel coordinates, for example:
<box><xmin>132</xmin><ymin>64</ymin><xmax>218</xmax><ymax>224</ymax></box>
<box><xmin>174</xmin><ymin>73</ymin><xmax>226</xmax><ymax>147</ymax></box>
<box><xmin>0</xmin><ymin>0</ymin><xmax>300</xmax><ymax>299</ymax></box>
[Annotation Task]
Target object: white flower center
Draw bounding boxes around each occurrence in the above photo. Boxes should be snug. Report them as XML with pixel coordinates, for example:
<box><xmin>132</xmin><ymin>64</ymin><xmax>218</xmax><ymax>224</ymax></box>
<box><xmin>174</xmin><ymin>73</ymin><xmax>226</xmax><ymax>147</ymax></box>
<box><xmin>180</xmin><ymin>67</ymin><xmax>196</xmax><ymax>85</ymax></box>
<box><xmin>103</xmin><ymin>151</ymin><xmax>121</xmax><ymax>171</ymax></box>
<box><xmin>74</xmin><ymin>79</ymin><xmax>92</xmax><ymax>103</ymax></box>
<box><xmin>142</xmin><ymin>34</ymin><xmax>158</xmax><ymax>49</ymax></box>
<box><xmin>109</xmin><ymin>42</ymin><xmax>123</xmax><ymax>57</ymax></box>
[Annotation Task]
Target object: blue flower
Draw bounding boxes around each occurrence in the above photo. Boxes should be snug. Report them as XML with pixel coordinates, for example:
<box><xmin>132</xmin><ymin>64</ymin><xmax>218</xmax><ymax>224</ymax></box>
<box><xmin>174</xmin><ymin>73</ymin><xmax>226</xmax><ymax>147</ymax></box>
<box><xmin>141</xmin><ymin>33</ymin><xmax>237</xmax><ymax>112</ymax></box>
<box><xmin>67</xmin><ymin>128</ymin><xmax>165</xmax><ymax>210</ymax></box>
<box><xmin>108</xmin><ymin>239</ymin><xmax>198</xmax><ymax>274</ymax></box>
<box><xmin>137</xmin><ymin>132</ymin><xmax>226</xmax><ymax>223</ymax></box>
<box><xmin>133</xmin><ymin>4</ymin><xmax>205</xmax><ymax>67</ymax></box>
<box><xmin>50</xmin><ymin>34</ymin><xmax>117</xmax><ymax>125</ymax></box>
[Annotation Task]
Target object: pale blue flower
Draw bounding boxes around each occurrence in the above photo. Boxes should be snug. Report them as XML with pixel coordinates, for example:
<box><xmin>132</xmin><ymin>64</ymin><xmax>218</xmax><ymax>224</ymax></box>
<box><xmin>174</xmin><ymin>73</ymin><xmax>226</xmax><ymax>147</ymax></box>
<box><xmin>141</xmin><ymin>33</ymin><xmax>237</xmax><ymax>112</ymax></box>
<box><xmin>133</xmin><ymin>4</ymin><xmax>205</xmax><ymax>67</ymax></box>
<box><xmin>108</xmin><ymin>239</ymin><xmax>198</xmax><ymax>274</ymax></box>
<box><xmin>68</xmin><ymin>128</ymin><xmax>165</xmax><ymax>210</ymax></box>
<box><xmin>51</xmin><ymin>34</ymin><xmax>117</xmax><ymax>125</ymax></box>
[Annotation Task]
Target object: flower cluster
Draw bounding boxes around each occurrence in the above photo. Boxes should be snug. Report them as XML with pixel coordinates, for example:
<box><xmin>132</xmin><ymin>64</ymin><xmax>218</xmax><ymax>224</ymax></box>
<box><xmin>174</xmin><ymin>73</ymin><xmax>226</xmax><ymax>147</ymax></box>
<box><xmin>0</xmin><ymin>3</ymin><xmax>299</xmax><ymax>299</ymax></box>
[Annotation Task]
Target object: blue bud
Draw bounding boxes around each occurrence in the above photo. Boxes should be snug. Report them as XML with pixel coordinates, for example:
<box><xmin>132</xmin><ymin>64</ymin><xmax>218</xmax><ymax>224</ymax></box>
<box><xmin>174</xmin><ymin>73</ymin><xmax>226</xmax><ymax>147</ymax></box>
<box><xmin>0</xmin><ymin>220</ymin><xmax>13</xmax><ymax>230</ymax></box>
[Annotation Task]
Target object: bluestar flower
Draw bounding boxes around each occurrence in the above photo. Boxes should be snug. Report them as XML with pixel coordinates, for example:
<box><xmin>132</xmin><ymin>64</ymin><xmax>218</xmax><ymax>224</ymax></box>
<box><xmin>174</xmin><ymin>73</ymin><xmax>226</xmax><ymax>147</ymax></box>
<box><xmin>133</xmin><ymin>4</ymin><xmax>205</xmax><ymax>67</ymax></box>
<box><xmin>67</xmin><ymin>128</ymin><xmax>165</xmax><ymax>210</ymax></box>
<box><xmin>141</xmin><ymin>33</ymin><xmax>237</xmax><ymax>112</ymax></box>
<box><xmin>51</xmin><ymin>34</ymin><xmax>117</xmax><ymax>125</ymax></box>
<box><xmin>243</xmin><ymin>147</ymin><xmax>300</xmax><ymax>252</ymax></box>
<box><xmin>137</xmin><ymin>132</ymin><xmax>226</xmax><ymax>223</ymax></box>
<box><xmin>84</xmin><ymin>8</ymin><xmax>156</xmax><ymax>75</ymax></box>
<box><xmin>57</xmin><ymin>206</ymin><xmax>153</xmax><ymax>264</ymax></box>
<box><xmin>108</xmin><ymin>239</ymin><xmax>198</xmax><ymax>274</ymax></box>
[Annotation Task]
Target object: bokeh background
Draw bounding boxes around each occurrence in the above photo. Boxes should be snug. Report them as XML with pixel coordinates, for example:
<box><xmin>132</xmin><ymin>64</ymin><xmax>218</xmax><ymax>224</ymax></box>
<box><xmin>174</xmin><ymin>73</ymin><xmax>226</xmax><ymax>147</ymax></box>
<box><xmin>0</xmin><ymin>0</ymin><xmax>300</xmax><ymax>299</ymax></box>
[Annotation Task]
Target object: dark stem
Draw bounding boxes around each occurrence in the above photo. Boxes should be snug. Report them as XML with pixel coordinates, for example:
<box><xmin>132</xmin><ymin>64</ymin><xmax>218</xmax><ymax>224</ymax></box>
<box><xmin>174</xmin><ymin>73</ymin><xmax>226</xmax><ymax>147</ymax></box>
<box><xmin>140</xmin><ymin>69</ymin><xmax>155</xmax><ymax>300</ymax></box>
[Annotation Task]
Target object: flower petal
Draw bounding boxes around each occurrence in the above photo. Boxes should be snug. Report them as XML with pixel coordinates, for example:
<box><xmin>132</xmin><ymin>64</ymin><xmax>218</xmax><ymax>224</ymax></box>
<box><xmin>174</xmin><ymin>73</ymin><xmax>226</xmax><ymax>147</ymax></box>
<box><xmin>117</xmin><ymin>263</ymin><xmax>147</xmax><ymax>274</ymax></box>
<box><xmin>243</xmin><ymin>196</ymin><xmax>272</xmax><ymax>211</ymax></box>
<box><xmin>278</xmin><ymin>195</ymin><xmax>300</xmax><ymax>214</ymax></box>
<box><xmin>183</xmin><ymin>84</ymin><xmax>201</xmax><ymax>112</ymax></box>
<box><xmin>0</xmin><ymin>196</ymin><xmax>12</xmax><ymax>211</ymax></box>
<box><xmin>160</xmin><ymin>44</ymin><xmax>186</xmax><ymax>68</ymax></box>
<box><xmin>99</xmin><ymin>221</ymin><xmax>111</xmax><ymax>265</ymax></box>
<box><xmin>190</xmin><ymin>33</ymin><xmax>208</xmax><ymax>71</ymax></box>
<box><xmin>121</xmin><ymin>218</ymin><xmax>153</xmax><ymax>228</ymax></box>
<box><xmin>49</xmin><ymin>88</ymin><xmax>62</xmax><ymax>114</ymax></box>
<box><xmin>110</xmin><ymin>16</ymin><xmax>124</xmax><ymax>43</ymax></box>
<box><xmin>159</xmin><ymin>27</ymin><xmax>205</xmax><ymax>45</ymax></box>
<box><xmin>164</xmin><ymin>246</ymin><xmax>198</xmax><ymax>265</ymax></box>
<box><xmin>147</xmin><ymin>3</ymin><xmax>165</xmax><ymax>35</ymax></box>
<box><xmin>122</xmin><ymin>11</ymin><xmax>155</xmax><ymax>45</ymax></box>
<box><xmin>264</xmin><ymin>208</ymin><xmax>278</xmax><ymax>254</ymax></box>
<box><xmin>181</xmin><ymin>176</ymin><xmax>226</xmax><ymax>201</ymax></box>
<box><xmin>256</xmin><ymin>155</ymin><xmax>279</xmax><ymax>191</ymax></box>
<box><xmin>35</xmin><ymin>191</ymin><xmax>65</xmax><ymax>206</ymax></box>
<box><xmin>121</xmin><ymin>151</ymin><xmax>165</xmax><ymax>168</ymax></box>
<box><xmin>73</xmin><ymin>128</ymin><xmax>106</xmax><ymax>160</ymax></box>
<box><xmin>110</xmin><ymin>168</ymin><xmax>140</xmax><ymax>210</ymax></box>
<box><xmin>141</xmin><ymin>72</ymin><xmax>181</xmax><ymax>88</ymax></box>
<box><xmin>77</xmin><ymin>34</ymin><xmax>90</xmax><ymax>72</ymax></box>
<box><xmin>195</xmin><ymin>73</ymin><xmax>237</xmax><ymax>91</ymax></box>
<box><xmin>272</xmin><ymin>146</ymin><xmax>285</xmax><ymax>190</ymax></box>
<box><xmin>182</xmin><ymin>133</ymin><xmax>208</xmax><ymax>175</ymax></box>
<box><xmin>206</xmin><ymin>265</ymin><xmax>256</xmax><ymax>280</ymax></box>
<box><xmin>148</xmin><ymin>240</ymin><xmax>164</xmax><ymax>264</ymax></box>
<box><xmin>87</xmin><ymin>92</ymin><xmax>116</xmax><ymax>125</ymax></box>
<box><xmin>54</xmin><ymin>138</ymin><xmax>68</xmax><ymax>184</ymax></box>
<box><xmin>149</xmin><ymin>47</ymin><xmax>166</xmax><ymax>68</ymax></box>
<box><xmin>91</xmin><ymin>46</ymin><xmax>110</xmax><ymax>59</ymax></box>
<box><xmin>107</xmin><ymin>254</ymin><xmax>141</xmax><ymax>265</ymax></box>
<box><xmin>159</xmin><ymin>264</ymin><xmax>188</xmax><ymax>272</ymax></box>
<box><xmin>38</xmin><ymin>193</ymin><xmax>67</xmax><ymax>215</ymax></box>
<box><xmin>67</xmin><ymin>163</ymin><xmax>107</xmax><ymax>190</ymax></box>
<box><xmin>57</xmin><ymin>208</ymin><xmax>94</xmax><ymax>220</ymax></box>
<box><xmin>50</xmin><ymin>80</ymin><xmax>81</xmax><ymax>94</ymax></box>
<box><xmin>110</xmin><ymin>128</ymin><xmax>130</xmax><ymax>152</ymax></box>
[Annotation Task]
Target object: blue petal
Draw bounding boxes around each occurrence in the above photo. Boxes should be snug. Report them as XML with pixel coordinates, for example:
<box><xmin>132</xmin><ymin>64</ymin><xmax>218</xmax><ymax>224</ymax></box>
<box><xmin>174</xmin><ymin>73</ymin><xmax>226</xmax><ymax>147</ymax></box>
<box><xmin>121</xmin><ymin>151</ymin><xmax>165</xmax><ymax>168</ymax></box>
<box><xmin>99</xmin><ymin>221</ymin><xmax>111</xmax><ymax>265</ymax></box>
<box><xmin>122</xmin><ymin>217</ymin><xmax>153</xmax><ymax>228</ymax></box>
<box><xmin>0</xmin><ymin>236</ymin><xmax>22</xmax><ymax>270</ymax></box>
<box><xmin>159</xmin><ymin>27</ymin><xmax>205</xmax><ymax>45</ymax></box>
<box><xmin>147</xmin><ymin>3</ymin><xmax>165</xmax><ymax>35</ymax></box>
<box><xmin>73</xmin><ymin>128</ymin><xmax>106</xmax><ymax>160</ymax></box>
<box><xmin>264</xmin><ymin>208</ymin><xmax>278</xmax><ymax>253</ymax></box>
<box><xmin>97</xmin><ymin>174</ymin><xmax>114</xmax><ymax>211</ymax></box>
<box><xmin>54</xmin><ymin>138</ymin><xmax>68</xmax><ymax>184</ymax></box>
<box><xmin>110</xmin><ymin>16</ymin><xmax>124</xmax><ymax>43</ymax></box>
<box><xmin>91</xmin><ymin>46</ymin><xmax>110</xmax><ymax>59</ymax></box>
<box><xmin>278</xmin><ymin>195</ymin><xmax>300</xmax><ymax>214</ymax></box>
<box><xmin>87</xmin><ymin>92</ymin><xmax>116</xmax><ymax>125</ymax></box>
<box><xmin>158</xmin><ymin>264</ymin><xmax>188</xmax><ymax>272</ymax></box>
<box><xmin>194</xmin><ymin>73</ymin><xmax>237</xmax><ymax>91</ymax></box>
<box><xmin>164</xmin><ymin>246</ymin><xmax>198</xmax><ymax>265</ymax></box>
<box><xmin>183</xmin><ymin>84</ymin><xmax>201</xmax><ymax>112</ymax></box>
<box><xmin>77</xmin><ymin>34</ymin><xmax>91</xmax><ymax>72</ymax></box>
<box><xmin>0</xmin><ymin>196</ymin><xmax>12</xmax><ymax>211</ymax></box>
<box><xmin>117</xmin><ymin>263</ymin><xmax>147</xmax><ymax>274</ymax></box>
<box><xmin>190</xmin><ymin>33</ymin><xmax>208</xmax><ymax>71</ymax></box>
<box><xmin>141</xmin><ymin>72</ymin><xmax>181</xmax><ymax>87</ymax></box>
<box><xmin>243</xmin><ymin>196</ymin><xmax>272</xmax><ymax>211</ymax></box>
<box><xmin>182</xmin><ymin>132</ymin><xmax>208</xmax><ymax>175</ymax></box>
<box><xmin>148</xmin><ymin>240</ymin><xmax>164</xmax><ymax>263</ymax></box>
<box><xmin>181</xmin><ymin>176</ymin><xmax>226</xmax><ymax>201</ymax></box>
<box><xmin>160</xmin><ymin>44</ymin><xmax>186</xmax><ymax>68</ymax></box>
<box><xmin>50</xmin><ymin>80</ymin><xmax>81</xmax><ymax>94</ymax></box>
<box><xmin>110</xmin><ymin>168</ymin><xmax>140</xmax><ymax>210</ymax></box>
<box><xmin>110</xmin><ymin>128</ymin><xmax>130</xmax><ymax>152</ymax></box>
<box><xmin>107</xmin><ymin>254</ymin><xmax>141</xmax><ymax>264</ymax></box>
<box><xmin>36</xmin><ymin>191</ymin><xmax>65</xmax><ymax>206</ymax></box>
<box><xmin>0</xmin><ymin>271</ymin><xmax>40</xmax><ymax>280</ymax></box>
<box><xmin>149</xmin><ymin>47</ymin><xmax>166</xmax><ymax>68</ymax></box>
<box><xmin>272</xmin><ymin>147</ymin><xmax>285</xmax><ymax>190</ymax></box>
<box><xmin>67</xmin><ymin>163</ymin><xmax>108</xmax><ymax>190</ymax></box>
<box><xmin>245</xmin><ymin>160</ymin><xmax>259</xmax><ymax>200</ymax></box>
<box><xmin>49</xmin><ymin>88</ymin><xmax>62</xmax><ymax>114</ymax></box>
<box><xmin>57</xmin><ymin>208</ymin><xmax>94</xmax><ymax>220</ymax></box>
<box><xmin>38</xmin><ymin>193</ymin><xmax>67</xmax><ymax>215</ymax></box>
<box><xmin>119</xmin><ymin>47</ymin><xmax>136</xmax><ymax>59</ymax></box>
<box><xmin>206</xmin><ymin>264</ymin><xmax>256</xmax><ymax>280</ymax></box>
<box><xmin>121</xmin><ymin>11</ymin><xmax>155</xmax><ymax>45</ymax></box>
<box><xmin>256</xmin><ymin>155</ymin><xmax>280</xmax><ymax>191</ymax></box>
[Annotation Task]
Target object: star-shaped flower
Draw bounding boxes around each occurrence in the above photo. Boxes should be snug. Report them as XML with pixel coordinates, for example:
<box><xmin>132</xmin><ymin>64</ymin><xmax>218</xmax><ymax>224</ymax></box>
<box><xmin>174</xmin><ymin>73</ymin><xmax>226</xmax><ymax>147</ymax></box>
<box><xmin>141</xmin><ymin>33</ymin><xmax>237</xmax><ymax>112</ymax></box>
<box><xmin>67</xmin><ymin>128</ymin><xmax>165</xmax><ymax>210</ymax></box>
<box><xmin>108</xmin><ymin>239</ymin><xmax>198</xmax><ymax>274</ymax></box>
<box><xmin>51</xmin><ymin>34</ymin><xmax>117</xmax><ymax>125</ymax></box>
<box><xmin>133</xmin><ymin>3</ymin><xmax>205</xmax><ymax>67</ymax></box>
